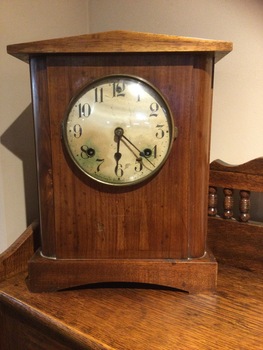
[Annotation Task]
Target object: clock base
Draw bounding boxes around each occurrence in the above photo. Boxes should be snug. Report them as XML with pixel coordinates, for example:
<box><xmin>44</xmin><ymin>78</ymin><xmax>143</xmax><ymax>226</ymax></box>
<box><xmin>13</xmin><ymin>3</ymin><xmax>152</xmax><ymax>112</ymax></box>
<box><xmin>27</xmin><ymin>250</ymin><xmax>217</xmax><ymax>293</ymax></box>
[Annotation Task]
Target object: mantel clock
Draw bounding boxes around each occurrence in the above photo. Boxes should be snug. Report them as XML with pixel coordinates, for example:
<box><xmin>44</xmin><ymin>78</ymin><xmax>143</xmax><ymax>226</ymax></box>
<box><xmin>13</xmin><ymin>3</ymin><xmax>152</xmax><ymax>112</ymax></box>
<box><xmin>7</xmin><ymin>31</ymin><xmax>232</xmax><ymax>292</ymax></box>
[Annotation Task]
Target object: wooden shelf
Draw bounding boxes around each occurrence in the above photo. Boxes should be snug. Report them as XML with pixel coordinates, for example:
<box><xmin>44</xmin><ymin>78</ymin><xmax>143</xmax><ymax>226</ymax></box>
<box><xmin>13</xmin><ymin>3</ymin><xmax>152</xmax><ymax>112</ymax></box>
<box><xmin>0</xmin><ymin>265</ymin><xmax>262</xmax><ymax>349</ymax></box>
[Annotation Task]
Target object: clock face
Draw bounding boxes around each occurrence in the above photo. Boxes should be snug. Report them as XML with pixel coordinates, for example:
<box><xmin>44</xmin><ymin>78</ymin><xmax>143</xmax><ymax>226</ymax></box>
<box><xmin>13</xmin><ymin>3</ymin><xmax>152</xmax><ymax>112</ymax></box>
<box><xmin>62</xmin><ymin>75</ymin><xmax>175</xmax><ymax>186</ymax></box>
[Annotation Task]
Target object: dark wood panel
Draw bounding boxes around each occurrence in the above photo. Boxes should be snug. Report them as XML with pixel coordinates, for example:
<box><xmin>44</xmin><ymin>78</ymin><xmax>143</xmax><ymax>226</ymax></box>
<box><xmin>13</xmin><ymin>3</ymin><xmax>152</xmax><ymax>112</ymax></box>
<box><xmin>39</xmin><ymin>53</ymin><xmax>213</xmax><ymax>260</ymax></box>
<box><xmin>30</xmin><ymin>57</ymin><xmax>56</xmax><ymax>257</ymax></box>
<box><xmin>208</xmin><ymin>216</ymin><xmax>263</xmax><ymax>273</ymax></box>
<box><xmin>209</xmin><ymin>158</ymin><xmax>263</xmax><ymax>191</ymax></box>
<box><xmin>188</xmin><ymin>56</ymin><xmax>213</xmax><ymax>257</ymax></box>
<box><xmin>208</xmin><ymin>157</ymin><xmax>263</xmax><ymax>273</ymax></box>
<box><xmin>27</xmin><ymin>249</ymin><xmax>217</xmax><ymax>292</ymax></box>
<box><xmin>210</xmin><ymin>157</ymin><xmax>263</xmax><ymax>175</ymax></box>
<box><xmin>209</xmin><ymin>170</ymin><xmax>263</xmax><ymax>191</ymax></box>
<box><xmin>0</xmin><ymin>299</ymin><xmax>93</xmax><ymax>350</ymax></box>
<box><xmin>0</xmin><ymin>222</ymin><xmax>39</xmax><ymax>282</ymax></box>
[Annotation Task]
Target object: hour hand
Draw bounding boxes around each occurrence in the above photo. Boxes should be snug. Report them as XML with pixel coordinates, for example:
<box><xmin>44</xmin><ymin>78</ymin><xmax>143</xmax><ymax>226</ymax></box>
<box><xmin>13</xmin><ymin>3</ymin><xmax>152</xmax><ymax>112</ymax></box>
<box><xmin>114</xmin><ymin>127</ymin><xmax>124</xmax><ymax>164</ymax></box>
<box><xmin>114</xmin><ymin>150</ymin><xmax>122</xmax><ymax>162</ymax></box>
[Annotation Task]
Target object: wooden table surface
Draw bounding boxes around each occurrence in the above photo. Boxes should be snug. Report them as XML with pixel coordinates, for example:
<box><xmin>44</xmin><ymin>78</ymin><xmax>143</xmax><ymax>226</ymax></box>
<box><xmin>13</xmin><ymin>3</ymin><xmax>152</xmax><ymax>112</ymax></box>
<box><xmin>0</xmin><ymin>264</ymin><xmax>262</xmax><ymax>350</ymax></box>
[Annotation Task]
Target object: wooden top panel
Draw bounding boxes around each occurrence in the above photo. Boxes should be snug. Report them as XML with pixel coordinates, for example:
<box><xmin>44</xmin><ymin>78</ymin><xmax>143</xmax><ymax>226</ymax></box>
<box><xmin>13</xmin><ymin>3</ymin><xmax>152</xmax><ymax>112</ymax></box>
<box><xmin>7</xmin><ymin>30</ymin><xmax>232</xmax><ymax>63</ymax></box>
<box><xmin>210</xmin><ymin>157</ymin><xmax>263</xmax><ymax>176</ymax></box>
<box><xmin>209</xmin><ymin>157</ymin><xmax>263</xmax><ymax>191</ymax></box>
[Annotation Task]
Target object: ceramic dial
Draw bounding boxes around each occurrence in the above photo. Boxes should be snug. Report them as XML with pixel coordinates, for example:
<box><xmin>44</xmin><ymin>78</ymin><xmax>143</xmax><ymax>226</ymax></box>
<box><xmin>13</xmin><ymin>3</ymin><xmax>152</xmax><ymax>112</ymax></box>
<box><xmin>63</xmin><ymin>75</ymin><xmax>175</xmax><ymax>186</ymax></box>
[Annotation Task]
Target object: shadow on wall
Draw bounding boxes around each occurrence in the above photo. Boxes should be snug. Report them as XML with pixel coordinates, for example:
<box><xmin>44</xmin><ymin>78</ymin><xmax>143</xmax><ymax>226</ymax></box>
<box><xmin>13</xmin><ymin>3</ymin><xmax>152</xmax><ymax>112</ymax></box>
<box><xmin>1</xmin><ymin>104</ymin><xmax>39</xmax><ymax>225</ymax></box>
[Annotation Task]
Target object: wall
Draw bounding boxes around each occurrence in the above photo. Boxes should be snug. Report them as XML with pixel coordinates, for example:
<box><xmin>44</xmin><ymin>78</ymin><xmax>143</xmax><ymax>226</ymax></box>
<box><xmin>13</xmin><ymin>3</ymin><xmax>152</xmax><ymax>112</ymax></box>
<box><xmin>89</xmin><ymin>0</ymin><xmax>263</xmax><ymax>165</ymax></box>
<box><xmin>0</xmin><ymin>0</ymin><xmax>89</xmax><ymax>252</ymax></box>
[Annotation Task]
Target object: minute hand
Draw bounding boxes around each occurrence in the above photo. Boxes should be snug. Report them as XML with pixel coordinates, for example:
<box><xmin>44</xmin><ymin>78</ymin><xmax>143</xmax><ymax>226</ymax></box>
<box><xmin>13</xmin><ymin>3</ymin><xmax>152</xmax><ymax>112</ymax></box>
<box><xmin>121</xmin><ymin>134</ymin><xmax>155</xmax><ymax>167</ymax></box>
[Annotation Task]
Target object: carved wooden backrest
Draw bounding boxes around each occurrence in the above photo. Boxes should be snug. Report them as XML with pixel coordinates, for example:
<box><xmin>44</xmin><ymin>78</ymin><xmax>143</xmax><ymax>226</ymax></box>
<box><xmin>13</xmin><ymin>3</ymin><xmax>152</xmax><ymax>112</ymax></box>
<box><xmin>209</xmin><ymin>157</ymin><xmax>263</xmax><ymax>221</ymax></box>
<box><xmin>208</xmin><ymin>158</ymin><xmax>263</xmax><ymax>273</ymax></box>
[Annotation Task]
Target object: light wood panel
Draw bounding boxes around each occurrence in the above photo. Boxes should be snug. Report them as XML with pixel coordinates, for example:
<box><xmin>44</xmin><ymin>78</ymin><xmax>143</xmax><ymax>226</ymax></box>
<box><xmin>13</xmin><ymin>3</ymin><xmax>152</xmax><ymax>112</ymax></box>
<box><xmin>0</xmin><ymin>265</ymin><xmax>262</xmax><ymax>350</ymax></box>
<box><xmin>7</xmin><ymin>30</ymin><xmax>232</xmax><ymax>63</ymax></box>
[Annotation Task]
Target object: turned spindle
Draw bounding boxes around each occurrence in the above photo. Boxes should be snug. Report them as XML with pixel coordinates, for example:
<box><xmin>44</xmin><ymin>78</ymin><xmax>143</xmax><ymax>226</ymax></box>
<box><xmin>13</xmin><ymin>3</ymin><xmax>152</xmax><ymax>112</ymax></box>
<box><xmin>208</xmin><ymin>186</ymin><xmax>218</xmax><ymax>216</ymax></box>
<box><xmin>223</xmin><ymin>188</ymin><xmax>234</xmax><ymax>219</ymax></box>
<box><xmin>239</xmin><ymin>190</ymin><xmax>250</xmax><ymax>222</ymax></box>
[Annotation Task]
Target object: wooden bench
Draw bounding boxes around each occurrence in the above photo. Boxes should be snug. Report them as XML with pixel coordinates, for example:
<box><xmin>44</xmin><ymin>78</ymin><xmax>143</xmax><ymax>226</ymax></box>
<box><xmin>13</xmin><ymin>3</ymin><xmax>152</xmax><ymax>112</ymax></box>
<box><xmin>208</xmin><ymin>157</ymin><xmax>263</xmax><ymax>273</ymax></box>
<box><xmin>0</xmin><ymin>159</ymin><xmax>262</xmax><ymax>349</ymax></box>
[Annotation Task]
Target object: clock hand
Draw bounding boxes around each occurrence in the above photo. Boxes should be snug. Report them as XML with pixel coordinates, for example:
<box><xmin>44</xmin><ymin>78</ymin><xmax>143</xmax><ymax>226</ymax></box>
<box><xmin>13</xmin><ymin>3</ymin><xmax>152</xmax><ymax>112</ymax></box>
<box><xmin>121</xmin><ymin>134</ymin><xmax>155</xmax><ymax>168</ymax></box>
<box><xmin>121</xmin><ymin>138</ymin><xmax>139</xmax><ymax>159</ymax></box>
<box><xmin>114</xmin><ymin>127</ymin><xmax>123</xmax><ymax>165</ymax></box>
<box><xmin>121</xmin><ymin>134</ymin><xmax>141</xmax><ymax>155</ymax></box>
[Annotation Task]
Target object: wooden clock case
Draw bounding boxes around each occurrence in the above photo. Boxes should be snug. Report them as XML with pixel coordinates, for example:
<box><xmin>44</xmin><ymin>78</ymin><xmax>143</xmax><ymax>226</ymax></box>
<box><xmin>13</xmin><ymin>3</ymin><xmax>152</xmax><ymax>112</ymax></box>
<box><xmin>7</xmin><ymin>31</ymin><xmax>232</xmax><ymax>292</ymax></box>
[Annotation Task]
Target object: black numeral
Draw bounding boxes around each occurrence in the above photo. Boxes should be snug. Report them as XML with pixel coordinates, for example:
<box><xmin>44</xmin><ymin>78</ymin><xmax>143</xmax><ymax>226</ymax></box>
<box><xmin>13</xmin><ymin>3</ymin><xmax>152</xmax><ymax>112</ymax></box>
<box><xmin>78</xmin><ymin>103</ymin><xmax>91</xmax><ymax>118</ymax></box>
<box><xmin>135</xmin><ymin>159</ymin><xmax>143</xmax><ymax>172</ymax></box>
<box><xmin>155</xmin><ymin>124</ymin><xmax>165</xmax><ymax>139</ymax></box>
<box><xmin>73</xmin><ymin>124</ymin><xmax>82</xmax><ymax>138</ymax></box>
<box><xmin>152</xmin><ymin>145</ymin><xmax>157</xmax><ymax>158</ymax></box>
<box><xmin>149</xmin><ymin>102</ymin><xmax>159</xmax><ymax>117</ymax></box>
<box><xmin>115</xmin><ymin>164</ymin><xmax>124</xmax><ymax>177</ymax></box>
<box><xmin>96</xmin><ymin>158</ymin><xmax>105</xmax><ymax>172</ymax></box>
<box><xmin>95</xmin><ymin>87</ymin><xmax>103</xmax><ymax>103</ymax></box>
<box><xmin>113</xmin><ymin>82</ymin><xmax>125</xmax><ymax>97</ymax></box>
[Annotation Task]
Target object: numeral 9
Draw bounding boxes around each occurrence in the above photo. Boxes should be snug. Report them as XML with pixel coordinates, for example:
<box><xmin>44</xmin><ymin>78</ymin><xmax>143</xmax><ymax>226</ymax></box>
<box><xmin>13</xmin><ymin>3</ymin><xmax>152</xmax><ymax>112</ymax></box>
<box><xmin>73</xmin><ymin>124</ymin><xmax>82</xmax><ymax>138</ymax></box>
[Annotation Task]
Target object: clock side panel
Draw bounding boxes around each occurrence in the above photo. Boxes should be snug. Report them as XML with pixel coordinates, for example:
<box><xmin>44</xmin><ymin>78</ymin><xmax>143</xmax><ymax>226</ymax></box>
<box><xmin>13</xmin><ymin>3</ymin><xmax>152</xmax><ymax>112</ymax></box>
<box><xmin>188</xmin><ymin>56</ymin><xmax>214</xmax><ymax>258</ymax></box>
<box><xmin>44</xmin><ymin>53</ymin><xmax>210</xmax><ymax>259</ymax></box>
<box><xmin>30</xmin><ymin>57</ymin><xmax>56</xmax><ymax>257</ymax></box>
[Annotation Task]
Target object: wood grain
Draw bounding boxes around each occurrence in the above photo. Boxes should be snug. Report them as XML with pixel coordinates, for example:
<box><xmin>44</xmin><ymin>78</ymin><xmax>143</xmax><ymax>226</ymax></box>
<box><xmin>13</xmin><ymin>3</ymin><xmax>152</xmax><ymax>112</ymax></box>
<box><xmin>0</xmin><ymin>221</ymin><xmax>39</xmax><ymax>282</ymax></box>
<box><xmin>30</xmin><ymin>57</ymin><xmax>56</xmax><ymax>257</ymax></box>
<box><xmin>1</xmin><ymin>154</ymin><xmax>263</xmax><ymax>348</ymax></box>
<box><xmin>7</xmin><ymin>30</ymin><xmax>232</xmax><ymax>63</ymax></box>
<box><xmin>7</xmin><ymin>30</ymin><xmax>229</xmax><ymax>292</ymax></box>
<box><xmin>208</xmin><ymin>157</ymin><xmax>263</xmax><ymax>273</ymax></box>
<box><xmin>30</xmin><ymin>53</ymin><xmax>214</xmax><ymax>262</ymax></box>
<box><xmin>208</xmin><ymin>217</ymin><xmax>263</xmax><ymax>273</ymax></box>
<box><xmin>26</xmin><ymin>52</ymin><xmax>216</xmax><ymax>291</ymax></box>
<box><xmin>27</xmin><ymin>249</ymin><xmax>217</xmax><ymax>293</ymax></box>
<box><xmin>209</xmin><ymin>158</ymin><xmax>263</xmax><ymax>191</ymax></box>
<box><xmin>0</xmin><ymin>264</ymin><xmax>262</xmax><ymax>350</ymax></box>
<box><xmin>210</xmin><ymin>157</ymin><xmax>263</xmax><ymax>175</ymax></box>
